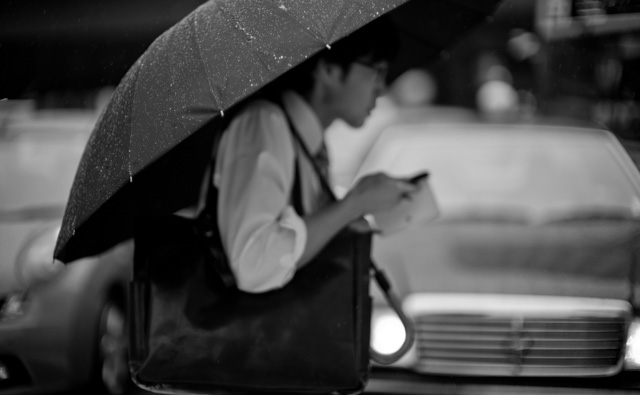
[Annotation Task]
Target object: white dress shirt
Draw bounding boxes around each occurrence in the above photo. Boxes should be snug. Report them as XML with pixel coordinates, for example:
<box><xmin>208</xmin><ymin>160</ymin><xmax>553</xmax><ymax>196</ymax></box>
<box><xmin>214</xmin><ymin>91</ymin><xmax>328</xmax><ymax>293</ymax></box>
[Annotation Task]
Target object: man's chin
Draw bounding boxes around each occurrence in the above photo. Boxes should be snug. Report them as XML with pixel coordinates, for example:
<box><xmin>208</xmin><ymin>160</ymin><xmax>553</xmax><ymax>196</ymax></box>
<box><xmin>344</xmin><ymin>116</ymin><xmax>366</xmax><ymax>129</ymax></box>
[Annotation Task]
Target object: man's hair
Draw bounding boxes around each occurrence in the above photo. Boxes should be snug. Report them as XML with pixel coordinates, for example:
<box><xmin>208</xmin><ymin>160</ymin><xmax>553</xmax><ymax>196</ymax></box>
<box><xmin>319</xmin><ymin>15</ymin><xmax>398</xmax><ymax>72</ymax></box>
<box><xmin>268</xmin><ymin>15</ymin><xmax>398</xmax><ymax>96</ymax></box>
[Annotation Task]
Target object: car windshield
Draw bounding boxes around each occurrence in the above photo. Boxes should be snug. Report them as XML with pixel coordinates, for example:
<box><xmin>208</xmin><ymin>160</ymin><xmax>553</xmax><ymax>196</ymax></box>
<box><xmin>358</xmin><ymin>125</ymin><xmax>640</xmax><ymax>223</ymax></box>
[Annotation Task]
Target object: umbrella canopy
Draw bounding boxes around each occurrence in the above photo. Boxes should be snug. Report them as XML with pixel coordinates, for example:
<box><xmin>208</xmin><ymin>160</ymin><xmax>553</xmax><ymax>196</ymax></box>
<box><xmin>55</xmin><ymin>0</ymin><xmax>503</xmax><ymax>263</ymax></box>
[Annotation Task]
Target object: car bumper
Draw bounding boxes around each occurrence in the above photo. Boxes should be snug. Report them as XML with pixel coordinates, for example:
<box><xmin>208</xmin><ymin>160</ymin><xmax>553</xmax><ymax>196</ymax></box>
<box><xmin>366</xmin><ymin>368</ymin><xmax>640</xmax><ymax>395</ymax></box>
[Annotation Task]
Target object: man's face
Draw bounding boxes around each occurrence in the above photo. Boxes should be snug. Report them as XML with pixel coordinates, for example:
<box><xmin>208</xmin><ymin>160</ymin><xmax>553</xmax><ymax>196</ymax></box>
<box><xmin>330</xmin><ymin>60</ymin><xmax>388</xmax><ymax>128</ymax></box>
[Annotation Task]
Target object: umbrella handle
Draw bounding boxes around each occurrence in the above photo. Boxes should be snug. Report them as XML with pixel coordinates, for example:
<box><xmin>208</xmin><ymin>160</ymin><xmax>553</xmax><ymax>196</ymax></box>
<box><xmin>369</xmin><ymin>260</ymin><xmax>415</xmax><ymax>365</ymax></box>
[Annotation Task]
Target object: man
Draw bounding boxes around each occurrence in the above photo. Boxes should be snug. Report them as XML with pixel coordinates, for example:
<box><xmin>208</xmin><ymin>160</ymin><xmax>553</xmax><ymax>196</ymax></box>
<box><xmin>214</xmin><ymin>16</ymin><xmax>420</xmax><ymax>292</ymax></box>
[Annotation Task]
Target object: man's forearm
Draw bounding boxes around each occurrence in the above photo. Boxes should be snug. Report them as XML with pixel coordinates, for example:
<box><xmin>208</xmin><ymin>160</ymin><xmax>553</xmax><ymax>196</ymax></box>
<box><xmin>298</xmin><ymin>197</ymin><xmax>362</xmax><ymax>267</ymax></box>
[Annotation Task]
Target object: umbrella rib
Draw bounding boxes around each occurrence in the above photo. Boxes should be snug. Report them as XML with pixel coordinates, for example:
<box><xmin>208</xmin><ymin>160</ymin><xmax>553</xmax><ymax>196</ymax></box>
<box><xmin>191</xmin><ymin>13</ymin><xmax>224</xmax><ymax>113</ymax></box>
<box><xmin>129</xmin><ymin>50</ymin><xmax>166</xmax><ymax>180</ymax></box>
<box><xmin>197</xmin><ymin>1</ymin><xmax>328</xmax><ymax>109</ymax></box>
<box><xmin>197</xmin><ymin>3</ymin><xmax>278</xmax><ymax>109</ymax></box>
<box><xmin>268</xmin><ymin>1</ymin><xmax>330</xmax><ymax>46</ymax></box>
<box><xmin>326</xmin><ymin>1</ymin><xmax>354</xmax><ymax>43</ymax></box>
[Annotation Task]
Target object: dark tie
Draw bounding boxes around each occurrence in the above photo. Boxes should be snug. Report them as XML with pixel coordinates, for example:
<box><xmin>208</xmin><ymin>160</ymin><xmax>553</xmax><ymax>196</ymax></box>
<box><xmin>314</xmin><ymin>143</ymin><xmax>330</xmax><ymax>183</ymax></box>
<box><xmin>313</xmin><ymin>142</ymin><xmax>334</xmax><ymax>208</ymax></box>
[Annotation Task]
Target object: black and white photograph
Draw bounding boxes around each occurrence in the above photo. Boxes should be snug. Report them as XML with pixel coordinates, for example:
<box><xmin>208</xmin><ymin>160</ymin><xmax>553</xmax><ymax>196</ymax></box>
<box><xmin>1</xmin><ymin>1</ymin><xmax>640</xmax><ymax>394</ymax></box>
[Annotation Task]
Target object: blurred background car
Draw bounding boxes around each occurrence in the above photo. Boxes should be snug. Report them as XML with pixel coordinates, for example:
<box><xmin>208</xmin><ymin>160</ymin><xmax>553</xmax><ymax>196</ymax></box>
<box><xmin>0</xmin><ymin>101</ymin><xmax>132</xmax><ymax>395</ymax></box>
<box><xmin>334</xmin><ymin>105</ymin><xmax>640</xmax><ymax>393</ymax></box>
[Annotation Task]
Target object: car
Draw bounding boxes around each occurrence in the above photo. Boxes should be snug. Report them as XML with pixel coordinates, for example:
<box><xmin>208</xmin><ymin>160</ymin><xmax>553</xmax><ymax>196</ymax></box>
<box><xmin>0</xmin><ymin>101</ymin><xmax>132</xmax><ymax>395</ymax></box>
<box><xmin>337</xmin><ymin>108</ymin><xmax>640</xmax><ymax>393</ymax></box>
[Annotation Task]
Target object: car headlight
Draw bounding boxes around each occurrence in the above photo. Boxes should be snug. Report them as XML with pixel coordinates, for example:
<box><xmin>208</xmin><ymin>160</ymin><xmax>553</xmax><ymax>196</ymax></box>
<box><xmin>625</xmin><ymin>319</ymin><xmax>640</xmax><ymax>369</ymax></box>
<box><xmin>0</xmin><ymin>292</ymin><xmax>28</xmax><ymax>321</ymax></box>
<box><xmin>371</xmin><ymin>308</ymin><xmax>407</xmax><ymax>355</ymax></box>
<box><xmin>14</xmin><ymin>224</ymin><xmax>64</xmax><ymax>289</ymax></box>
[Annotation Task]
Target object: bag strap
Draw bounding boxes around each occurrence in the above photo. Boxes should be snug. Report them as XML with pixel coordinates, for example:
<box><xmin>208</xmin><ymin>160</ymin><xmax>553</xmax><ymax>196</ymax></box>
<box><xmin>196</xmin><ymin>125</ymin><xmax>223</xmax><ymax>216</ymax></box>
<box><xmin>194</xmin><ymin>121</ymin><xmax>237</xmax><ymax>289</ymax></box>
<box><xmin>287</xmin><ymin>118</ymin><xmax>337</xmax><ymax>204</ymax></box>
<box><xmin>368</xmin><ymin>259</ymin><xmax>416</xmax><ymax>364</ymax></box>
<box><xmin>279</xmin><ymin>99</ymin><xmax>415</xmax><ymax>365</ymax></box>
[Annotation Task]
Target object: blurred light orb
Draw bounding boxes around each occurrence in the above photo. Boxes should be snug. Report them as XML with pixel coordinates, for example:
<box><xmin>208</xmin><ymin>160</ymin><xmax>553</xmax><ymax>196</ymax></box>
<box><xmin>390</xmin><ymin>68</ymin><xmax>437</xmax><ymax>107</ymax></box>
<box><xmin>476</xmin><ymin>80</ymin><xmax>518</xmax><ymax>114</ymax></box>
<box><xmin>371</xmin><ymin>313</ymin><xmax>406</xmax><ymax>354</ymax></box>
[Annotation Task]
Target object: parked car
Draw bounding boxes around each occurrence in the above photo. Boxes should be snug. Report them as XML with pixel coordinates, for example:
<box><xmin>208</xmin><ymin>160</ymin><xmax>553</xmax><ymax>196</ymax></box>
<box><xmin>353</xmin><ymin>110</ymin><xmax>640</xmax><ymax>393</ymax></box>
<box><xmin>0</xmin><ymin>101</ymin><xmax>131</xmax><ymax>395</ymax></box>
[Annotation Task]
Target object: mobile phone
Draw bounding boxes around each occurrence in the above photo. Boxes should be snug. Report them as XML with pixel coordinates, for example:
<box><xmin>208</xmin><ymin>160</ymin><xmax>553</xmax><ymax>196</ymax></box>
<box><xmin>408</xmin><ymin>172</ymin><xmax>429</xmax><ymax>184</ymax></box>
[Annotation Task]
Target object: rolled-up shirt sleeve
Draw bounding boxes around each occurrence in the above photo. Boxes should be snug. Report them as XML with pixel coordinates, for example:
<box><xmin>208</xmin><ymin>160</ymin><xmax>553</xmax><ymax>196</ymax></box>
<box><xmin>214</xmin><ymin>101</ymin><xmax>306</xmax><ymax>293</ymax></box>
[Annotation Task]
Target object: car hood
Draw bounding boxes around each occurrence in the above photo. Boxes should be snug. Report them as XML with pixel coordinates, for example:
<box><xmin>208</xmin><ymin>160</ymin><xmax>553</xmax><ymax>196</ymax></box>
<box><xmin>371</xmin><ymin>220</ymin><xmax>640</xmax><ymax>306</ymax></box>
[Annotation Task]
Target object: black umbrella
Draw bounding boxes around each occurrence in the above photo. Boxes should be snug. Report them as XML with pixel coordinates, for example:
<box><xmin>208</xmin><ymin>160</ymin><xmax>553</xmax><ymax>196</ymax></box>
<box><xmin>55</xmin><ymin>0</ymin><xmax>503</xmax><ymax>263</ymax></box>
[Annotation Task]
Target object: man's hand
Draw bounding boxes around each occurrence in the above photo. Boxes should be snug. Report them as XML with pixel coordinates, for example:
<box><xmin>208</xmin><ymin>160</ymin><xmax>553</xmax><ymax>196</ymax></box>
<box><xmin>345</xmin><ymin>172</ymin><xmax>420</xmax><ymax>218</ymax></box>
<box><xmin>348</xmin><ymin>217</ymin><xmax>376</xmax><ymax>233</ymax></box>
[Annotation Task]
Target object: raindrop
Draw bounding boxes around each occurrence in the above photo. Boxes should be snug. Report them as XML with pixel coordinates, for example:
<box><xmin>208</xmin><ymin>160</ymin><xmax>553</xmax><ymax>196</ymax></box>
<box><xmin>326</xmin><ymin>44</ymin><xmax>332</xmax><ymax>50</ymax></box>
<box><xmin>130</xmin><ymin>175</ymin><xmax>133</xmax><ymax>183</ymax></box>
<box><xmin>220</xmin><ymin>110</ymin><xmax>225</xmax><ymax>117</ymax></box>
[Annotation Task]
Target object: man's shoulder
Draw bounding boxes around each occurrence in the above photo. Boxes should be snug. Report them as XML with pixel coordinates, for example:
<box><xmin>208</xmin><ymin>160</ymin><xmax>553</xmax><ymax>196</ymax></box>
<box><xmin>238</xmin><ymin>97</ymin><xmax>285</xmax><ymax>119</ymax></box>
<box><xmin>224</xmin><ymin>96</ymin><xmax>292</xmax><ymax>148</ymax></box>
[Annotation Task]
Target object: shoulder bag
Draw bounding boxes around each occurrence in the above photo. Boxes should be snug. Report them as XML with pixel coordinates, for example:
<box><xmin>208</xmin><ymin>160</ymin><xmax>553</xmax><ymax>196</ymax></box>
<box><xmin>128</xmin><ymin>107</ymin><xmax>414</xmax><ymax>394</ymax></box>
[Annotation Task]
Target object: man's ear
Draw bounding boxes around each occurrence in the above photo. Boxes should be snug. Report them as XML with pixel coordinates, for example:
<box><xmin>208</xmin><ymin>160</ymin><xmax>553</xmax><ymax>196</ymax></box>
<box><xmin>315</xmin><ymin>59</ymin><xmax>344</xmax><ymax>87</ymax></box>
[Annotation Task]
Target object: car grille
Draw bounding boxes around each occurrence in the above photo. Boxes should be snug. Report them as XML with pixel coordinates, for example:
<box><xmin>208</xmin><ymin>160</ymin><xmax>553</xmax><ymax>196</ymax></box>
<box><xmin>413</xmin><ymin>313</ymin><xmax>627</xmax><ymax>377</ymax></box>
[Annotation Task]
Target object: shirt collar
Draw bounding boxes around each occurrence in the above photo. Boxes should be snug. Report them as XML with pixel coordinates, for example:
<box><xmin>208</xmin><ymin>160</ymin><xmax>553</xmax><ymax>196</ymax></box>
<box><xmin>281</xmin><ymin>90</ymin><xmax>324</xmax><ymax>155</ymax></box>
